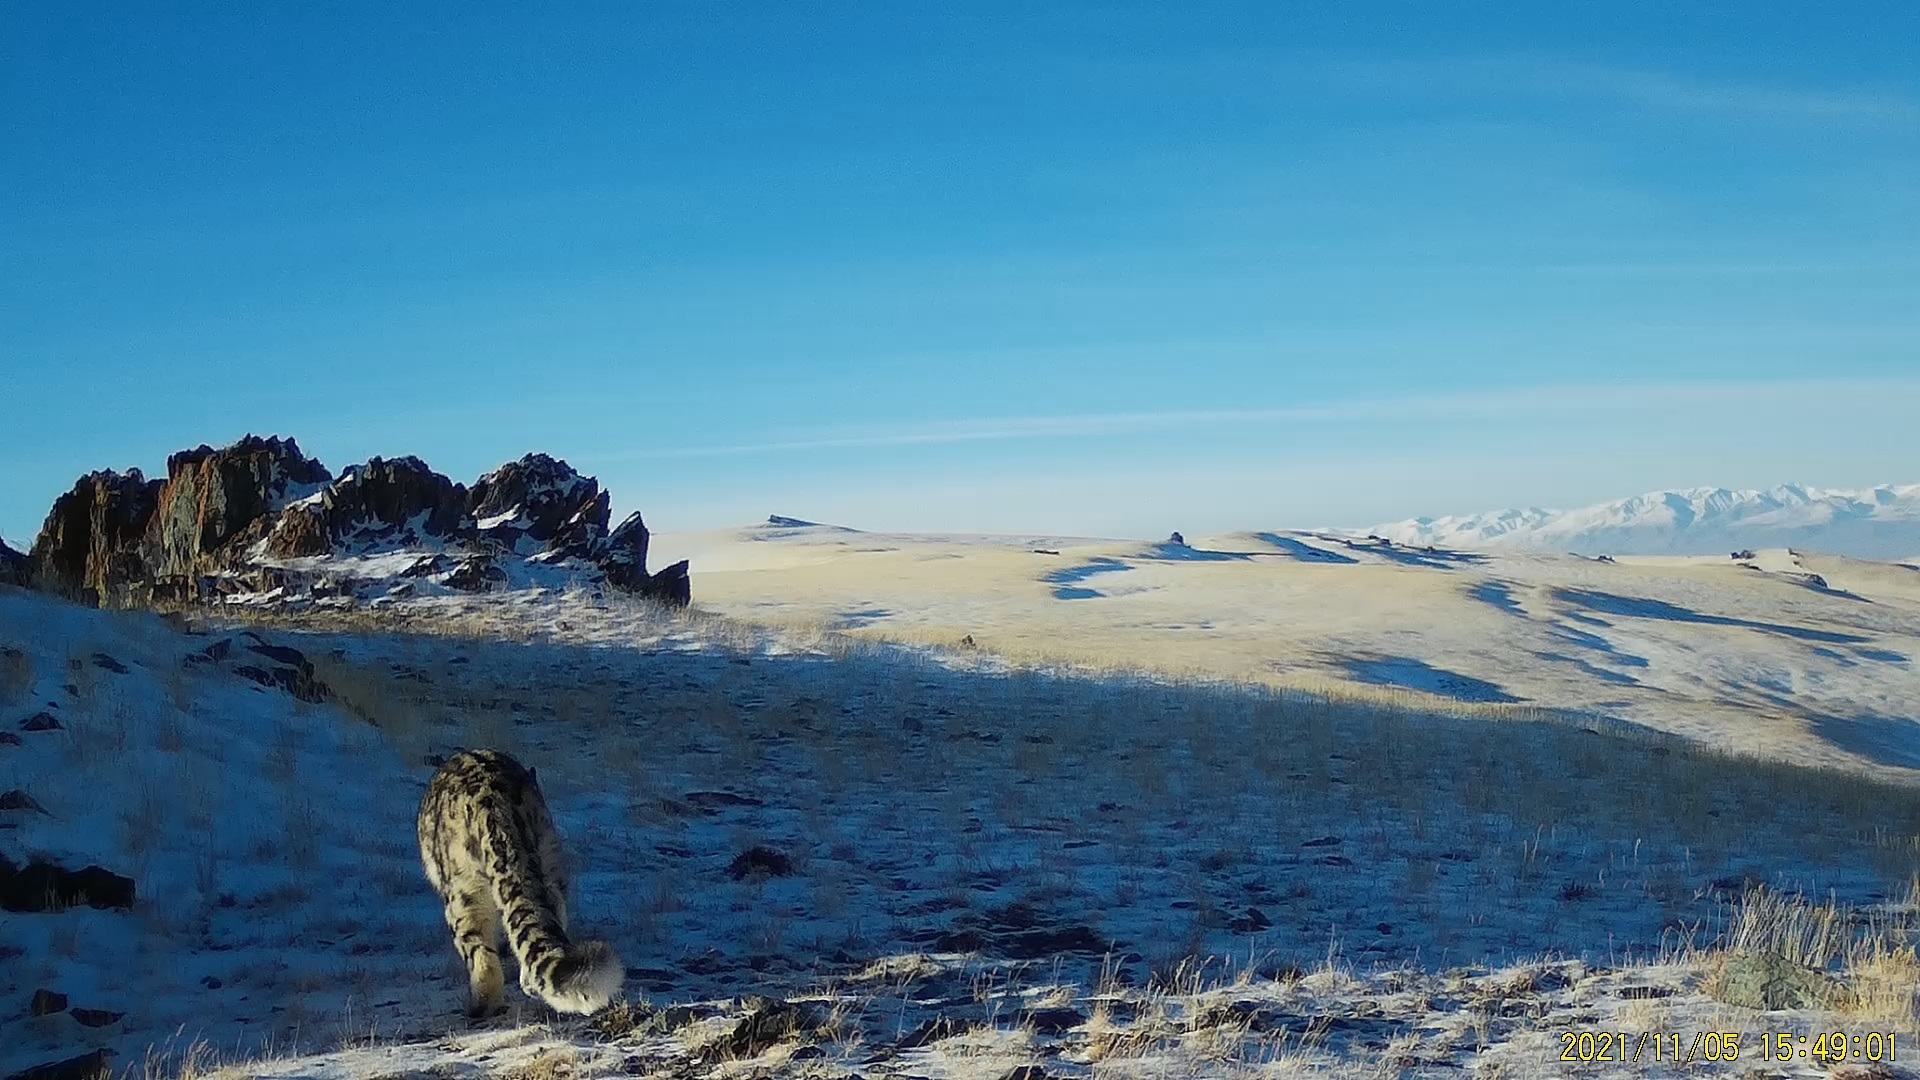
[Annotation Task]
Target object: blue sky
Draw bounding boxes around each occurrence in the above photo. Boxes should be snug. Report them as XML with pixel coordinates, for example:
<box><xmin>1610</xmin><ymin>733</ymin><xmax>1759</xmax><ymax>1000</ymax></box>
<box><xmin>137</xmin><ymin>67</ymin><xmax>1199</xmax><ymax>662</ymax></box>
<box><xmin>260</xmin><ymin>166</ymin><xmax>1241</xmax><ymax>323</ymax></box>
<box><xmin>6</xmin><ymin>3</ymin><xmax>1917</xmax><ymax>542</ymax></box>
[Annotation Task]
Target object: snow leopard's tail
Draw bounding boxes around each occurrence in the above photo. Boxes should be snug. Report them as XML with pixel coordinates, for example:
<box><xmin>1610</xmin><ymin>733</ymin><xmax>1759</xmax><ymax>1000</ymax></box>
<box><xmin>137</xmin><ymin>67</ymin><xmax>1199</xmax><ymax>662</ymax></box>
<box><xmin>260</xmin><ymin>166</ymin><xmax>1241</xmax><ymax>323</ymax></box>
<box><xmin>481</xmin><ymin>805</ymin><xmax>624</xmax><ymax>1015</ymax></box>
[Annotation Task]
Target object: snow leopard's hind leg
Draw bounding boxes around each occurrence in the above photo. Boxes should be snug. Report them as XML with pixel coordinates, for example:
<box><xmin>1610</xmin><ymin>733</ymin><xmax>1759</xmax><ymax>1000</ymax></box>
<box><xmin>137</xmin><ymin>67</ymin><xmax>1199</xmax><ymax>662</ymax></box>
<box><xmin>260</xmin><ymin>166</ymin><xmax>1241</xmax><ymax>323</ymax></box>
<box><xmin>443</xmin><ymin>886</ymin><xmax>508</xmax><ymax>1018</ymax></box>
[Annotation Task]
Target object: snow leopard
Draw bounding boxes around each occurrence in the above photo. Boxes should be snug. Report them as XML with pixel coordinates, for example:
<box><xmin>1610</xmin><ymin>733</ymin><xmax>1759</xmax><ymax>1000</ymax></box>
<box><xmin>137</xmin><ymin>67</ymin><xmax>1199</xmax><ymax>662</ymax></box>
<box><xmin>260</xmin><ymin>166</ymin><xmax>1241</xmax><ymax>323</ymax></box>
<box><xmin>417</xmin><ymin>749</ymin><xmax>624</xmax><ymax>1016</ymax></box>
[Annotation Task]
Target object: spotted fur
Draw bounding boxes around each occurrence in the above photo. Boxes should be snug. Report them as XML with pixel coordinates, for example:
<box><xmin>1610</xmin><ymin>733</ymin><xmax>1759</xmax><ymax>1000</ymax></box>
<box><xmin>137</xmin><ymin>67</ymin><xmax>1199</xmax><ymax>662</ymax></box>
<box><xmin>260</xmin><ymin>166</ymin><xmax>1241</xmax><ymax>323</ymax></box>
<box><xmin>417</xmin><ymin>749</ymin><xmax>623</xmax><ymax>1016</ymax></box>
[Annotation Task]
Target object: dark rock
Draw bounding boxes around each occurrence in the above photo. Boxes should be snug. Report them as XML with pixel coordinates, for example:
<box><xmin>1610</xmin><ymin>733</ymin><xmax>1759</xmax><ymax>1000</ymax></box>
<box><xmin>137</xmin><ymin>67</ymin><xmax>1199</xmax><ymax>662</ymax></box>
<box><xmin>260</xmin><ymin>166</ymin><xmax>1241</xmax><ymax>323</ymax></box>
<box><xmin>262</xmin><ymin>500</ymin><xmax>330</xmax><ymax>559</ymax></box>
<box><xmin>89</xmin><ymin>653</ymin><xmax>127</xmax><ymax>674</ymax></box>
<box><xmin>26</xmin><ymin>468</ymin><xmax>165</xmax><ymax>604</ymax></box>
<box><xmin>1167</xmin><ymin>531</ymin><xmax>1186</xmax><ymax>546</ymax></box>
<box><xmin>2</xmin><ymin>1049</ymin><xmax>113</xmax><ymax>1080</ymax></box>
<box><xmin>142</xmin><ymin>435</ymin><xmax>331</xmax><ymax>578</ymax></box>
<box><xmin>20</xmin><ymin>712</ymin><xmax>60</xmax><ymax>732</ymax></box>
<box><xmin>598</xmin><ymin>511</ymin><xmax>652</xmax><ymax>589</ymax></box>
<box><xmin>1000</xmin><ymin>1068</ymin><xmax>1049</xmax><ymax>1080</ymax></box>
<box><xmin>191</xmin><ymin>639</ymin><xmax>331</xmax><ymax>703</ymax></box>
<box><xmin>321</xmin><ymin>456</ymin><xmax>468</xmax><ymax>545</ymax></box>
<box><xmin>1301</xmin><ymin>835</ymin><xmax>1342</xmax><ymax>847</ymax></box>
<box><xmin>641</xmin><ymin>560</ymin><xmax>691</xmax><ymax>608</ymax></box>
<box><xmin>0</xmin><ymin>732</ymin><xmax>21</xmax><ymax>746</ymax></box>
<box><xmin>470</xmin><ymin>454</ymin><xmax>608</xmax><ymax>551</ymax></box>
<box><xmin>726</xmin><ymin>846</ymin><xmax>795</xmax><ymax>881</ymax></box>
<box><xmin>1227</xmin><ymin>907</ymin><xmax>1272</xmax><ymax>933</ymax></box>
<box><xmin>0</xmin><ymin>790</ymin><xmax>47</xmax><ymax>813</ymax></box>
<box><xmin>898</xmin><ymin>1017</ymin><xmax>972</xmax><ymax>1049</ymax></box>
<box><xmin>246</xmin><ymin>642</ymin><xmax>308</xmax><ymax>668</ymax></box>
<box><xmin>68</xmin><ymin>1007</ymin><xmax>123</xmax><ymax>1028</ymax></box>
<box><xmin>22</xmin><ymin>436</ymin><xmax>689</xmax><ymax>608</ymax></box>
<box><xmin>444</xmin><ymin>555</ymin><xmax>507</xmax><ymax>593</ymax></box>
<box><xmin>0</xmin><ymin>853</ymin><xmax>136</xmax><ymax>911</ymax></box>
<box><xmin>231</xmin><ymin>664</ymin><xmax>331</xmax><ymax>703</ymax></box>
<box><xmin>699</xmin><ymin>999</ymin><xmax>818</xmax><ymax>1062</ymax></box>
<box><xmin>931</xmin><ymin>903</ymin><xmax>1109</xmax><ymax>959</ymax></box>
<box><xmin>200</xmin><ymin>976</ymin><xmax>222</xmax><ymax>990</ymax></box>
<box><xmin>1017</xmin><ymin>1007</ymin><xmax>1085</xmax><ymax>1034</ymax></box>
<box><xmin>29</xmin><ymin>988</ymin><xmax>67</xmax><ymax>1015</ymax></box>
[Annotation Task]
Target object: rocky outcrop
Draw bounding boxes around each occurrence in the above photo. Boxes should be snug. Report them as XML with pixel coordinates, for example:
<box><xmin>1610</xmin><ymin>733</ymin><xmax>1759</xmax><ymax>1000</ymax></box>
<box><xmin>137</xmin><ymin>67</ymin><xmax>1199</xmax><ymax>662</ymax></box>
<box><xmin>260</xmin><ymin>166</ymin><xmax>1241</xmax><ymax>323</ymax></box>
<box><xmin>26</xmin><ymin>469</ymin><xmax>165</xmax><ymax>605</ymax></box>
<box><xmin>322</xmin><ymin>456</ymin><xmax>468</xmax><ymax>546</ymax></box>
<box><xmin>141</xmin><ymin>436</ymin><xmax>331</xmax><ymax>579</ymax></box>
<box><xmin>470</xmin><ymin>454</ymin><xmax>608</xmax><ymax>554</ymax></box>
<box><xmin>22</xmin><ymin>435</ymin><xmax>689</xmax><ymax>607</ymax></box>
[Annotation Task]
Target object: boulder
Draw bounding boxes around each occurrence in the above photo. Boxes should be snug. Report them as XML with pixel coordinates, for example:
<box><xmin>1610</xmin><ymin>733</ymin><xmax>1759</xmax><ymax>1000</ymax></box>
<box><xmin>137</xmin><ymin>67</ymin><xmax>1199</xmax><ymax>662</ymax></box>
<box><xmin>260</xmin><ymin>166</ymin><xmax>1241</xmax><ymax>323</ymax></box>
<box><xmin>141</xmin><ymin>435</ymin><xmax>331</xmax><ymax>579</ymax></box>
<box><xmin>26</xmin><ymin>468</ymin><xmax>164</xmax><ymax>605</ymax></box>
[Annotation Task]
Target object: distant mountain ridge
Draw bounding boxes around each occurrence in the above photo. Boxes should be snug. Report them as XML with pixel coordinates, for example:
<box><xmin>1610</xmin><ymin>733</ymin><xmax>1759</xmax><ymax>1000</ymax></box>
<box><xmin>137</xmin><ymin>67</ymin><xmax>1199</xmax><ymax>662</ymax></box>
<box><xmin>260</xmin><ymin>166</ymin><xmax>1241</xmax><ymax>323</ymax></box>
<box><xmin>1363</xmin><ymin>483</ymin><xmax>1920</xmax><ymax>559</ymax></box>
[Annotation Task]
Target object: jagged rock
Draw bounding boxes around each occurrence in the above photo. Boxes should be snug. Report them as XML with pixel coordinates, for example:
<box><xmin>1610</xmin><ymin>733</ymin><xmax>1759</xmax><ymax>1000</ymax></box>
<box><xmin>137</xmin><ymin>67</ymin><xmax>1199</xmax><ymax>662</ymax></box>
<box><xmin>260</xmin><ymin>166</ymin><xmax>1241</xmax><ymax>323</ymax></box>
<box><xmin>262</xmin><ymin>499</ymin><xmax>331</xmax><ymax>559</ymax></box>
<box><xmin>640</xmin><ymin>560</ymin><xmax>691</xmax><ymax>608</ymax></box>
<box><xmin>20</xmin><ymin>712</ymin><xmax>60</xmax><ymax>732</ymax></box>
<box><xmin>68</xmin><ymin>1007</ymin><xmax>123</xmax><ymax>1028</ymax></box>
<box><xmin>26</xmin><ymin>469</ymin><xmax>164</xmax><ymax>604</ymax></box>
<box><xmin>233</xmin><ymin>645</ymin><xmax>330</xmax><ymax>703</ymax></box>
<box><xmin>0</xmin><ymin>853</ymin><xmax>136</xmax><ymax>911</ymax></box>
<box><xmin>29</xmin><ymin>989</ymin><xmax>67</xmax><ymax>1015</ymax></box>
<box><xmin>470</xmin><ymin>454</ymin><xmax>608</xmax><ymax>553</ymax></box>
<box><xmin>23</xmin><ymin>436</ymin><xmax>690</xmax><ymax>607</ymax></box>
<box><xmin>141</xmin><ymin>435</ymin><xmax>331</xmax><ymax>579</ymax></box>
<box><xmin>599</xmin><ymin>511</ymin><xmax>652</xmax><ymax>588</ymax></box>
<box><xmin>321</xmin><ymin>457</ymin><xmax>468</xmax><ymax>546</ymax></box>
<box><xmin>1709</xmin><ymin>950</ymin><xmax>1854</xmax><ymax>1010</ymax></box>
<box><xmin>3</xmin><ymin>1049</ymin><xmax>113</xmax><ymax>1080</ymax></box>
<box><xmin>445</xmin><ymin>555</ymin><xmax>507</xmax><ymax>592</ymax></box>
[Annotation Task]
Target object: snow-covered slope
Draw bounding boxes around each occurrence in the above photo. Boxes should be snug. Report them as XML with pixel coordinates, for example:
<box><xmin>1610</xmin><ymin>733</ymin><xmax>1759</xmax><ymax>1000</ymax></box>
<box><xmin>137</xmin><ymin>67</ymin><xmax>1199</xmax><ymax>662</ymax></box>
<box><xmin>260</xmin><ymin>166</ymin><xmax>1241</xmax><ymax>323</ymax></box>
<box><xmin>1365</xmin><ymin>483</ymin><xmax>1920</xmax><ymax>558</ymax></box>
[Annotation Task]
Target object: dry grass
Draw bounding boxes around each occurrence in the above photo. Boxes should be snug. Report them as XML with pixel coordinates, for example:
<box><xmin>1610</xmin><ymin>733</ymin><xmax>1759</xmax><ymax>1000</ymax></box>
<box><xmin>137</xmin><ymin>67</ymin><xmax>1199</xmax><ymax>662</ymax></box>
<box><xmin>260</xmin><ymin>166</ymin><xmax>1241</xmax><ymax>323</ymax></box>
<box><xmin>494</xmin><ymin>1048</ymin><xmax>578</xmax><ymax>1080</ymax></box>
<box><xmin>1702</xmin><ymin>884</ymin><xmax>1920</xmax><ymax>1031</ymax></box>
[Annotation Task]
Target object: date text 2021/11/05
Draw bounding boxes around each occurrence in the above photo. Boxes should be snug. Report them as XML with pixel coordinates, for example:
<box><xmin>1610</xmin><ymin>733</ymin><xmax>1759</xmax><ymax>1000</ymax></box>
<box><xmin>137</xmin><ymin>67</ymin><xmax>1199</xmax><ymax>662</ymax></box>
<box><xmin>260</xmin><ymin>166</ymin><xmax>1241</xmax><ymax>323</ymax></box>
<box><xmin>1561</xmin><ymin>1031</ymin><xmax>1896</xmax><ymax>1064</ymax></box>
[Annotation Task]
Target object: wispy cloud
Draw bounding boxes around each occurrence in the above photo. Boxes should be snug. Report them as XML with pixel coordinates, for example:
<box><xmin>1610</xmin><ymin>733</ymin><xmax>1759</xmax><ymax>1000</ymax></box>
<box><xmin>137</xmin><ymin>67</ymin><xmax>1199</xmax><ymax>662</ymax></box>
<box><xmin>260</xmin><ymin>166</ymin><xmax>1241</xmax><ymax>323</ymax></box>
<box><xmin>1335</xmin><ymin>57</ymin><xmax>1920</xmax><ymax>125</ymax></box>
<box><xmin>576</xmin><ymin>376</ymin><xmax>1920</xmax><ymax>464</ymax></box>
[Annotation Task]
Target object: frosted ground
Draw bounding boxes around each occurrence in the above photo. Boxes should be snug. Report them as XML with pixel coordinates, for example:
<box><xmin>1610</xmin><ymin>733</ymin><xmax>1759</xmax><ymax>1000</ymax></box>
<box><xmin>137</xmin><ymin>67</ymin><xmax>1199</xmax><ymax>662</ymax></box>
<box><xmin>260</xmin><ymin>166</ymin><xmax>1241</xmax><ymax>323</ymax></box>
<box><xmin>653</xmin><ymin>522</ymin><xmax>1920</xmax><ymax>782</ymax></box>
<box><xmin>3</xmin><ymin>521</ymin><xmax>1920</xmax><ymax>1078</ymax></box>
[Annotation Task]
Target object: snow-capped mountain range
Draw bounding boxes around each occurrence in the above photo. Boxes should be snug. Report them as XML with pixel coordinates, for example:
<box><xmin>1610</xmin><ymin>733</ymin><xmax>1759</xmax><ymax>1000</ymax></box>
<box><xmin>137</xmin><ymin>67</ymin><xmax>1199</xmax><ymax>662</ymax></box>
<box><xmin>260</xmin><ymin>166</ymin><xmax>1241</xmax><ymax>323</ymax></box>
<box><xmin>1363</xmin><ymin>483</ymin><xmax>1920</xmax><ymax>559</ymax></box>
